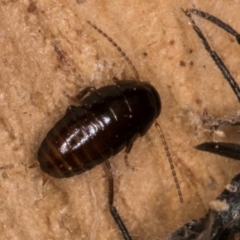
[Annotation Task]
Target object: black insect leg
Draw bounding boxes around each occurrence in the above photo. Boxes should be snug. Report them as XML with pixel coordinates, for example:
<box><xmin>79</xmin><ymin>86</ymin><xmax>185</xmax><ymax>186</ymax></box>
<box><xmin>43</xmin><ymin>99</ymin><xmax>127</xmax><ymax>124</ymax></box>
<box><xmin>188</xmin><ymin>8</ymin><xmax>240</xmax><ymax>44</ymax></box>
<box><xmin>105</xmin><ymin>160</ymin><xmax>132</xmax><ymax>240</ymax></box>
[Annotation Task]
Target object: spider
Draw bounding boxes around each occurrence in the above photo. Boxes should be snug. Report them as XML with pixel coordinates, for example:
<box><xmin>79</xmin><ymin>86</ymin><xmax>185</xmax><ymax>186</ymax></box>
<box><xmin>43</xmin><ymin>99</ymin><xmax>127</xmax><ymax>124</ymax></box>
<box><xmin>167</xmin><ymin>8</ymin><xmax>240</xmax><ymax>240</ymax></box>
<box><xmin>184</xmin><ymin>9</ymin><xmax>240</xmax><ymax>162</ymax></box>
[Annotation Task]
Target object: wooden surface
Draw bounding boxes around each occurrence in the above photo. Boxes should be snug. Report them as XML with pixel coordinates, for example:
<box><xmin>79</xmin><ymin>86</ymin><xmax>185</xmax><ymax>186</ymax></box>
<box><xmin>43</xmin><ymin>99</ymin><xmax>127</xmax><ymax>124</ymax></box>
<box><xmin>0</xmin><ymin>1</ymin><xmax>240</xmax><ymax>239</ymax></box>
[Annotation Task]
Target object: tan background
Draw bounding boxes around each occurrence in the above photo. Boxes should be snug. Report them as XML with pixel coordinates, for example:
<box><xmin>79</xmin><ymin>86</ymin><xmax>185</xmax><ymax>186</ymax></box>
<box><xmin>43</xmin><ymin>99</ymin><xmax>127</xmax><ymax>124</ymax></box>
<box><xmin>0</xmin><ymin>0</ymin><xmax>240</xmax><ymax>239</ymax></box>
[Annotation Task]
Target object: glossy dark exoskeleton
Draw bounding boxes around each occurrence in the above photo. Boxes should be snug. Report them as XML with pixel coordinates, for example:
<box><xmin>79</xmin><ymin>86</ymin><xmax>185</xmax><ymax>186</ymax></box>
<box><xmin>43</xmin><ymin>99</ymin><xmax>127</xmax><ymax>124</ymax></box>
<box><xmin>37</xmin><ymin>19</ymin><xmax>183</xmax><ymax>240</ymax></box>
<box><xmin>36</xmin><ymin>20</ymin><xmax>173</xmax><ymax>240</ymax></box>
<box><xmin>38</xmin><ymin>80</ymin><xmax>160</xmax><ymax>178</ymax></box>
<box><xmin>183</xmin><ymin>9</ymin><xmax>240</xmax><ymax>161</ymax></box>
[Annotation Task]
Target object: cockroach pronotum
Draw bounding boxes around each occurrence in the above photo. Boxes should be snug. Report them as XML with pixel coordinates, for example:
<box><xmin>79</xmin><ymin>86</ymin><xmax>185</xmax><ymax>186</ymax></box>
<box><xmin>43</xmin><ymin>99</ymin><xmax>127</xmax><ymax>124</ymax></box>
<box><xmin>37</xmin><ymin>20</ymin><xmax>183</xmax><ymax>240</ymax></box>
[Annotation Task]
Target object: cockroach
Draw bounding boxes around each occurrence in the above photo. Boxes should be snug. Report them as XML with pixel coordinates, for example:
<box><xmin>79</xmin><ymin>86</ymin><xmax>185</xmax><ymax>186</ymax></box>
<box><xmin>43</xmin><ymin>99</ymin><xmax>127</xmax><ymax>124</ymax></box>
<box><xmin>37</xmin><ymin>21</ymin><xmax>183</xmax><ymax>240</ymax></box>
<box><xmin>183</xmin><ymin>9</ymin><xmax>240</xmax><ymax>162</ymax></box>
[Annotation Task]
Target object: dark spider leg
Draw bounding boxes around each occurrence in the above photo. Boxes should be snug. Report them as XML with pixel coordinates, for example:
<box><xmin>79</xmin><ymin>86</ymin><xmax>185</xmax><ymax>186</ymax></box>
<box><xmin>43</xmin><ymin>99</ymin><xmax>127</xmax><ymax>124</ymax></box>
<box><xmin>185</xmin><ymin>9</ymin><xmax>240</xmax><ymax>129</ymax></box>
<box><xmin>183</xmin><ymin>9</ymin><xmax>240</xmax><ymax>103</ymax></box>
<box><xmin>195</xmin><ymin>142</ymin><xmax>240</xmax><ymax>161</ymax></box>
<box><xmin>105</xmin><ymin>160</ymin><xmax>132</xmax><ymax>240</ymax></box>
<box><xmin>183</xmin><ymin>9</ymin><xmax>240</xmax><ymax>161</ymax></box>
<box><xmin>188</xmin><ymin>8</ymin><xmax>240</xmax><ymax>44</ymax></box>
